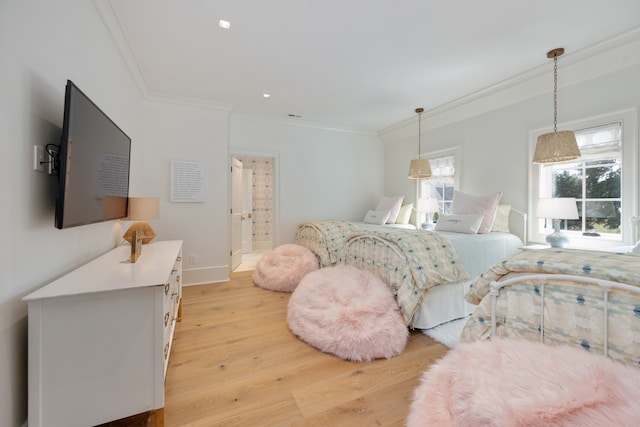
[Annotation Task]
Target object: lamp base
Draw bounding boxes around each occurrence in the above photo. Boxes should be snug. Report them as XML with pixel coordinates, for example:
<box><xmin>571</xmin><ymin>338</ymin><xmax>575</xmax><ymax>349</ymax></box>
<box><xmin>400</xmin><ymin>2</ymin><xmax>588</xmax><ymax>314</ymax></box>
<box><xmin>123</xmin><ymin>221</ymin><xmax>156</xmax><ymax>245</ymax></box>
<box><xmin>545</xmin><ymin>219</ymin><xmax>569</xmax><ymax>248</ymax></box>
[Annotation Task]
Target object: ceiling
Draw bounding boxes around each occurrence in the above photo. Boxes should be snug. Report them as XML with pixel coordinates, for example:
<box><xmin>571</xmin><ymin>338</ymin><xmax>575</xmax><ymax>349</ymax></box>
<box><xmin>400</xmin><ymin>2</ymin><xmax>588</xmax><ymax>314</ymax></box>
<box><xmin>101</xmin><ymin>0</ymin><xmax>640</xmax><ymax>133</ymax></box>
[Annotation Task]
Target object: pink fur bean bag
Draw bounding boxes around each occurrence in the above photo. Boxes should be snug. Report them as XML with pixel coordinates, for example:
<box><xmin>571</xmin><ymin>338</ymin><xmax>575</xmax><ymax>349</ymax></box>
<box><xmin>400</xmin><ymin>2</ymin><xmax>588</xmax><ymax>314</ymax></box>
<box><xmin>287</xmin><ymin>265</ymin><xmax>408</xmax><ymax>362</ymax></box>
<box><xmin>252</xmin><ymin>244</ymin><xmax>319</xmax><ymax>292</ymax></box>
<box><xmin>407</xmin><ymin>338</ymin><xmax>640</xmax><ymax>426</ymax></box>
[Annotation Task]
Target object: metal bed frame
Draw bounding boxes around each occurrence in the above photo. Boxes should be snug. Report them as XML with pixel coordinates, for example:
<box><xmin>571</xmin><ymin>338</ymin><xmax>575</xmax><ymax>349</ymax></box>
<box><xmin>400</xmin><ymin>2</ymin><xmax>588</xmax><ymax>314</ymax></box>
<box><xmin>489</xmin><ymin>273</ymin><xmax>640</xmax><ymax>358</ymax></box>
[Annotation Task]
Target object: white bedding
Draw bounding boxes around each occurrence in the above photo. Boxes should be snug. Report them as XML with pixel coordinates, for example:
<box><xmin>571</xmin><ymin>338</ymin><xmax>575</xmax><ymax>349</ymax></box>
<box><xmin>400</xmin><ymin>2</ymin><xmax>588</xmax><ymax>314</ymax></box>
<box><xmin>438</xmin><ymin>231</ymin><xmax>523</xmax><ymax>278</ymax></box>
<box><xmin>410</xmin><ymin>231</ymin><xmax>523</xmax><ymax>329</ymax></box>
<box><xmin>353</xmin><ymin>221</ymin><xmax>417</xmax><ymax>231</ymax></box>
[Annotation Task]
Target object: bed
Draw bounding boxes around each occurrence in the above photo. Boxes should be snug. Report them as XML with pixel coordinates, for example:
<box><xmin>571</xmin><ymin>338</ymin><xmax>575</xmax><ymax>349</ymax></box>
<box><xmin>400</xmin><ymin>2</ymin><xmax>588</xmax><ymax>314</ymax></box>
<box><xmin>294</xmin><ymin>220</ymin><xmax>415</xmax><ymax>268</ymax></box>
<box><xmin>461</xmin><ymin>247</ymin><xmax>640</xmax><ymax>366</ymax></box>
<box><xmin>339</xmin><ymin>226</ymin><xmax>523</xmax><ymax>329</ymax></box>
<box><xmin>407</xmin><ymin>265</ymin><xmax>640</xmax><ymax>426</ymax></box>
<box><xmin>295</xmin><ymin>194</ymin><xmax>527</xmax><ymax>329</ymax></box>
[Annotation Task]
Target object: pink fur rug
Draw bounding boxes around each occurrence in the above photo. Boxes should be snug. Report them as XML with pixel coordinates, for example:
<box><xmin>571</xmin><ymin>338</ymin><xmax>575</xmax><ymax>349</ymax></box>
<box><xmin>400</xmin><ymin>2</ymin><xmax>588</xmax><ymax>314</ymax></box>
<box><xmin>407</xmin><ymin>338</ymin><xmax>640</xmax><ymax>426</ymax></box>
<box><xmin>287</xmin><ymin>265</ymin><xmax>408</xmax><ymax>362</ymax></box>
<box><xmin>252</xmin><ymin>244</ymin><xmax>319</xmax><ymax>292</ymax></box>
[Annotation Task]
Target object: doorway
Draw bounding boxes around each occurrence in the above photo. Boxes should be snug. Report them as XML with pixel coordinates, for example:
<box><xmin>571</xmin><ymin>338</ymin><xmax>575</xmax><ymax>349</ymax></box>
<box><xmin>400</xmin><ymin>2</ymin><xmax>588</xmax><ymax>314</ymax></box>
<box><xmin>232</xmin><ymin>155</ymin><xmax>276</xmax><ymax>272</ymax></box>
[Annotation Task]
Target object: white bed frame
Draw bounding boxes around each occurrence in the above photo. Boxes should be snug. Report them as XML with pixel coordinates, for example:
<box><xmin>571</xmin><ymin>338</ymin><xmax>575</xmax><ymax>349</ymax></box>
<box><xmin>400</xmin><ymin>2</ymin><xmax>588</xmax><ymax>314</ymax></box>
<box><xmin>508</xmin><ymin>208</ymin><xmax>527</xmax><ymax>246</ymax></box>
<box><xmin>489</xmin><ymin>273</ymin><xmax>640</xmax><ymax>358</ymax></box>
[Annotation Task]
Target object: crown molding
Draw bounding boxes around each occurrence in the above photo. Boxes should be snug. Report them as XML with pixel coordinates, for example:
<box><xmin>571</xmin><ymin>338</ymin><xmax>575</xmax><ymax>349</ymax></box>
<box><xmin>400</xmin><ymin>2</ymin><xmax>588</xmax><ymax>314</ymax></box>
<box><xmin>379</xmin><ymin>27</ymin><xmax>640</xmax><ymax>142</ymax></box>
<box><xmin>230</xmin><ymin>112</ymin><xmax>377</xmax><ymax>136</ymax></box>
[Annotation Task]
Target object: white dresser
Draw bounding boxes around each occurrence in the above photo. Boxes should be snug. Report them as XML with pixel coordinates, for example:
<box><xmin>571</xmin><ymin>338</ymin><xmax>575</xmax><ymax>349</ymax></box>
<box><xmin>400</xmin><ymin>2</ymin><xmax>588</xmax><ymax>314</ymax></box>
<box><xmin>23</xmin><ymin>240</ymin><xmax>183</xmax><ymax>427</ymax></box>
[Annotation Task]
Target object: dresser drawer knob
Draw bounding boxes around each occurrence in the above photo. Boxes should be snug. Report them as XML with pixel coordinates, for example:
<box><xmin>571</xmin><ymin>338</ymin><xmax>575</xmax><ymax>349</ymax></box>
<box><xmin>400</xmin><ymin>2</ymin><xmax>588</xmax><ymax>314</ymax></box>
<box><xmin>164</xmin><ymin>343</ymin><xmax>169</xmax><ymax>360</ymax></box>
<box><xmin>164</xmin><ymin>283</ymin><xmax>170</xmax><ymax>295</ymax></box>
<box><xmin>164</xmin><ymin>312</ymin><xmax>170</xmax><ymax>327</ymax></box>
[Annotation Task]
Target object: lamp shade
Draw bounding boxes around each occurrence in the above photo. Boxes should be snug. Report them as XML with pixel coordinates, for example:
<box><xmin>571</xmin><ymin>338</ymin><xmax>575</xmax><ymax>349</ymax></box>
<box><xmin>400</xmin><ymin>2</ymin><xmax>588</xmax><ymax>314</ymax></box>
<box><xmin>127</xmin><ymin>197</ymin><xmax>160</xmax><ymax>220</ymax></box>
<box><xmin>416</xmin><ymin>197</ymin><xmax>438</xmax><ymax>213</ymax></box>
<box><xmin>533</xmin><ymin>131</ymin><xmax>581</xmax><ymax>163</ymax></box>
<box><xmin>408</xmin><ymin>159</ymin><xmax>432</xmax><ymax>179</ymax></box>
<box><xmin>123</xmin><ymin>197</ymin><xmax>159</xmax><ymax>245</ymax></box>
<box><xmin>536</xmin><ymin>197</ymin><xmax>579</xmax><ymax>220</ymax></box>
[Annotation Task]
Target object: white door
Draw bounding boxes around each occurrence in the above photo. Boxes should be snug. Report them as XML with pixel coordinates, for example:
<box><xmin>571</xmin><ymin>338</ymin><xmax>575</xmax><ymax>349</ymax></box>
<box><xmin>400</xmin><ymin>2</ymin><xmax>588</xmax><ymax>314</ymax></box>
<box><xmin>230</xmin><ymin>158</ymin><xmax>243</xmax><ymax>270</ymax></box>
<box><xmin>242</xmin><ymin>169</ymin><xmax>253</xmax><ymax>254</ymax></box>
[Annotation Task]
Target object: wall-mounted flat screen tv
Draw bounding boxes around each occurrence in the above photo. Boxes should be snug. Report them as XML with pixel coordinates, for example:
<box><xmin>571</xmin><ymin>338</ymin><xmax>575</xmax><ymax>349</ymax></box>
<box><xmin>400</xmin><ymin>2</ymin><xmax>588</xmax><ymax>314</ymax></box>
<box><xmin>55</xmin><ymin>80</ymin><xmax>131</xmax><ymax>229</ymax></box>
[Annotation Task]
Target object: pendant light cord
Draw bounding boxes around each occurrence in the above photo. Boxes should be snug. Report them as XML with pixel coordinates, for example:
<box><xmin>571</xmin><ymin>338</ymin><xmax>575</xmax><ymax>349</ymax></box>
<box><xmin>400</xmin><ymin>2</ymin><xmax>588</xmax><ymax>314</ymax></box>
<box><xmin>553</xmin><ymin>53</ymin><xmax>558</xmax><ymax>132</ymax></box>
<box><xmin>416</xmin><ymin>107</ymin><xmax>424</xmax><ymax>157</ymax></box>
<box><xmin>418</xmin><ymin>112</ymin><xmax>422</xmax><ymax>156</ymax></box>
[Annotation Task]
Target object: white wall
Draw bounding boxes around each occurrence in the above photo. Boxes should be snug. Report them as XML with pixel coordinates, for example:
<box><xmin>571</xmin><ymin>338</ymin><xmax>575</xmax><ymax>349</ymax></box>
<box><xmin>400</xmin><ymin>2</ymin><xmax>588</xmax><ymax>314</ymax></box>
<box><xmin>382</xmin><ymin>40</ymin><xmax>640</xmax><ymax>232</ymax></box>
<box><xmin>230</xmin><ymin>117</ymin><xmax>384</xmax><ymax>243</ymax></box>
<box><xmin>141</xmin><ymin>101</ymin><xmax>230</xmax><ymax>285</ymax></box>
<box><xmin>0</xmin><ymin>1</ymin><xmax>145</xmax><ymax>425</ymax></box>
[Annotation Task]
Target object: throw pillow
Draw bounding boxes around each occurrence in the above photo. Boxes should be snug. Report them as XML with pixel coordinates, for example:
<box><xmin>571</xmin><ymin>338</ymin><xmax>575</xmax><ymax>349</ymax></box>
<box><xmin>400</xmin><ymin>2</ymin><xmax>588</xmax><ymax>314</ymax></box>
<box><xmin>491</xmin><ymin>205</ymin><xmax>511</xmax><ymax>233</ymax></box>
<box><xmin>451</xmin><ymin>191</ymin><xmax>502</xmax><ymax>234</ymax></box>
<box><xmin>363</xmin><ymin>209</ymin><xmax>390</xmax><ymax>225</ymax></box>
<box><xmin>395</xmin><ymin>203</ymin><xmax>413</xmax><ymax>225</ymax></box>
<box><xmin>375</xmin><ymin>196</ymin><xmax>404</xmax><ymax>224</ymax></box>
<box><xmin>434</xmin><ymin>213</ymin><xmax>484</xmax><ymax>234</ymax></box>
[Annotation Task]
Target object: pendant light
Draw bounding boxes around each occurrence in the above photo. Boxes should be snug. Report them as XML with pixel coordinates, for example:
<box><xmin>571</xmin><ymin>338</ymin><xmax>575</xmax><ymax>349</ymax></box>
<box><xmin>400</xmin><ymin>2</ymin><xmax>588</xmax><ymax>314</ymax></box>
<box><xmin>533</xmin><ymin>48</ymin><xmax>580</xmax><ymax>164</ymax></box>
<box><xmin>408</xmin><ymin>107</ymin><xmax>432</xmax><ymax>179</ymax></box>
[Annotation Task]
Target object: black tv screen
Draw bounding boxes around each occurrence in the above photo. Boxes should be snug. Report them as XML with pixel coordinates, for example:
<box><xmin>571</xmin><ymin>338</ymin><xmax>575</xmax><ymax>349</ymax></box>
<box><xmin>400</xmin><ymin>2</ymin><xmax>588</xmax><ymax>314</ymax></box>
<box><xmin>55</xmin><ymin>80</ymin><xmax>131</xmax><ymax>229</ymax></box>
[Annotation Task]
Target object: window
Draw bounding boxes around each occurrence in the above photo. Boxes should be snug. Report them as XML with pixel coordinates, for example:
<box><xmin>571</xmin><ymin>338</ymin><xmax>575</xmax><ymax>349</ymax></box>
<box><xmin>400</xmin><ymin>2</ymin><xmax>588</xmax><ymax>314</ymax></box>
<box><xmin>530</xmin><ymin>110</ymin><xmax>637</xmax><ymax>248</ymax></box>
<box><xmin>416</xmin><ymin>148</ymin><xmax>461</xmax><ymax>227</ymax></box>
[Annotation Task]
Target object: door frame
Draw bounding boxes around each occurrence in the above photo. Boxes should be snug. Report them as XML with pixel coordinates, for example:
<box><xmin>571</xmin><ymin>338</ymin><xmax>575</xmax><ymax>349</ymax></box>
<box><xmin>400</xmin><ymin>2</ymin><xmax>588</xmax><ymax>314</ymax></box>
<box><xmin>229</xmin><ymin>149</ymin><xmax>280</xmax><ymax>259</ymax></box>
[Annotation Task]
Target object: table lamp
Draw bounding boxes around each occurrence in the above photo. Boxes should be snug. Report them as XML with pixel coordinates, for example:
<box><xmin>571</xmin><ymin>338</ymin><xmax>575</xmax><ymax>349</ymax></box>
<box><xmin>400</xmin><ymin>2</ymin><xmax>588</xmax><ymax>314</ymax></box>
<box><xmin>536</xmin><ymin>197</ymin><xmax>579</xmax><ymax>248</ymax></box>
<box><xmin>416</xmin><ymin>198</ymin><xmax>439</xmax><ymax>230</ymax></box>
<box><xmin>123</xmin><ymin>197</ymin><xmax>160</xmax><ymax>245</ymax></box>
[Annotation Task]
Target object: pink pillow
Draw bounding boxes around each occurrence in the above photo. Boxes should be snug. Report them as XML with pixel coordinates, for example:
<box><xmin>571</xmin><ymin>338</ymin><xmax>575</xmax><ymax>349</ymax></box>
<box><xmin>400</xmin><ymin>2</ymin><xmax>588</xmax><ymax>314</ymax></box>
<box><xmin>375</xmin><ymin>196</ymin><xmax>404</xmax><ymax>224</ymax></box>
<box><xmin>451</xmin><ymin>191</ymin><xmax>502</xmax><ymax>234</ymax></box>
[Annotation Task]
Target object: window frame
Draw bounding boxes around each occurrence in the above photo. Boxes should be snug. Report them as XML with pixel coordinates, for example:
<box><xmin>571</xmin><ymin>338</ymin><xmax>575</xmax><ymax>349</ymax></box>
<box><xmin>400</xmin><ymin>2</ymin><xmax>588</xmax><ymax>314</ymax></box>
<box><xmin>528</xmin><ymin>108</ymin><xmax>638</xmax><ymax>248</ymax></box>
<box><xmin>415</xmin><ymin>147</ymin><xmax>461</xmax><ymax>227</ymax></box>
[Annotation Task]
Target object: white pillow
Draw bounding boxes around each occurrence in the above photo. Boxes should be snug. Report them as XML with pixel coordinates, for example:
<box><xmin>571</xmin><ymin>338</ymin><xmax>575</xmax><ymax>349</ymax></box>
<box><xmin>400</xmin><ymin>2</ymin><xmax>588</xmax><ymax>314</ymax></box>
<box><xmin>434</xmin><ymin>214</ymin><xmax>484</xmax><ymax>234</ymax></box>
<box><xmin>491</xmin><ymin>205</ymin><xmax>511</xmax><ymax>233</ymax></box>
<box><xmin>395</xmin><ymin>203</ymin><xmax>413</xmax><ymax>225</ymax></box>
<box><xmin>451</xmin><ymin>191</ymin><xmax>502</xmax><ymax>234</ymax></box>
<box><xmin>363</xmin><ymin>209</ymin><xmax>390</xmax><ymax>225</ymax></box>
<box><xmin>375</xmin><ymin>196</ymin><xmax>404</xmax><ymax>224</ymax></box>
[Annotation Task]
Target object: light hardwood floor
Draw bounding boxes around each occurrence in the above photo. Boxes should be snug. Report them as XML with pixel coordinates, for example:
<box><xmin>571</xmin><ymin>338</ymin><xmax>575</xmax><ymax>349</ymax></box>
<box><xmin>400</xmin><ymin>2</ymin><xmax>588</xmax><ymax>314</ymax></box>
<box><xmin>104</xmin><ymin>270</ymin><xmax>449</xmax><ymax>426</ymax></box>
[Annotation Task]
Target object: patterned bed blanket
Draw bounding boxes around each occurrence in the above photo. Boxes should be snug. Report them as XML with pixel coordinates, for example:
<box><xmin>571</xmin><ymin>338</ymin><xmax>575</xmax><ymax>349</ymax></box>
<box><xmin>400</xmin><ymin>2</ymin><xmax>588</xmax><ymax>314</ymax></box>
<box><xmin>341</xmin><ymin>229</ymin><xmax>469</xmax><ymax>325</ymax></box>
<box><xmin>295</xmin><ymin>220</ymin><xmax>358</xmax><ymax>267</ymax></box>
<box><xmin>461</xmin><ymin>248</ymin><xmax>640</xmax><ymax>366</ymax></box>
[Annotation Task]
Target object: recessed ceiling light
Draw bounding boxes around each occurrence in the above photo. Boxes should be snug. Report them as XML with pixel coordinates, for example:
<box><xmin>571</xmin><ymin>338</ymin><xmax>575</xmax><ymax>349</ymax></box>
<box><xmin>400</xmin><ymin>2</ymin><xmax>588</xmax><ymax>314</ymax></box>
<box><xmin>263</xmin><ymin>93</ymin><xmax>271</xmax><ymax>98</ymax></box>
<box><xmin>219</xmin><ymin>19</ymin><xmax>231</xmax><ymax>29</ymax></box>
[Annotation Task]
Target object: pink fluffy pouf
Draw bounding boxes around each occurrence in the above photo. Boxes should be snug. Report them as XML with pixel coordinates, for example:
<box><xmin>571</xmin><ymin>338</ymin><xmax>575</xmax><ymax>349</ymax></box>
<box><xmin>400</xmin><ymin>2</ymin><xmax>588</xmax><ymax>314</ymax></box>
<box><xmin>287</xmin><ymin>265</ymin><xmax>408</xmax><ymax>362</ymax></box>
<box><xmin>407</xmin><ymin>338</ymin><xmax>640</xmax><ymax>426</ymax></box>
<box><xmin>252</xmin><ymin>244</ymin><xmax>319</xmax><ymax>292</ymax></box>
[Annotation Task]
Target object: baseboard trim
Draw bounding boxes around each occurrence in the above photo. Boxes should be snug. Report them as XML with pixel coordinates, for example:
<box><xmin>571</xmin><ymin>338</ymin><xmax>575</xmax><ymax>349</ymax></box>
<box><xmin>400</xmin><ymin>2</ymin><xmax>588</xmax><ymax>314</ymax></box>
<box><xmin>183</xmin><ymin>265</ymin><xmax>229</xmax><ymax>286</ymax></box>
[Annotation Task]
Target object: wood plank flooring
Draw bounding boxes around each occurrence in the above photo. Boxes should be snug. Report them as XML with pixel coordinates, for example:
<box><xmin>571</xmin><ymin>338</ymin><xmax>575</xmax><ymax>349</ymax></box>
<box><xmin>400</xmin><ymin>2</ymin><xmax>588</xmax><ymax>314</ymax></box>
<box><xmin>104</xmin><ymin>270</ymin><xmax>449</xmax><ymax>426</ymax></box>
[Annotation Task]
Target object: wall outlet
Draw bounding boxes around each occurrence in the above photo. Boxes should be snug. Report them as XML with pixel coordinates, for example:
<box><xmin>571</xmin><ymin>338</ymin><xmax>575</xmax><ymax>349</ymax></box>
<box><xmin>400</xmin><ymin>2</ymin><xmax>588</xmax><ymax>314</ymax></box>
<box><xmin>189</xmin><ymin>254</ymin><xmax>197</xmax><ymax>264</ymax></box>
<box><xmin>33</xmin><ymin>145</ymin><xmax>45</xmax><ymax>171</ymax></box>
